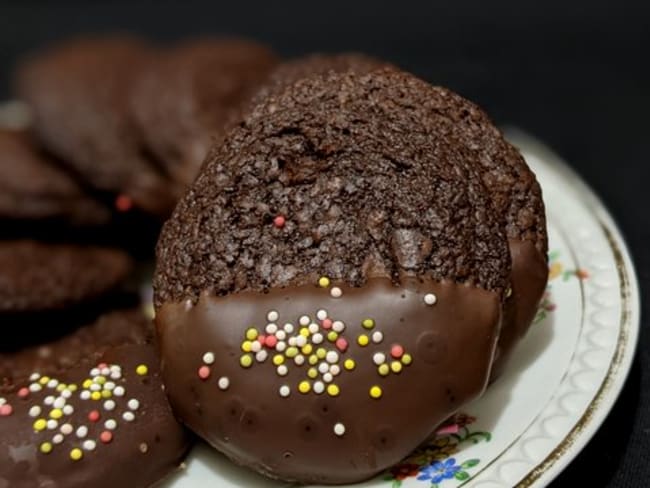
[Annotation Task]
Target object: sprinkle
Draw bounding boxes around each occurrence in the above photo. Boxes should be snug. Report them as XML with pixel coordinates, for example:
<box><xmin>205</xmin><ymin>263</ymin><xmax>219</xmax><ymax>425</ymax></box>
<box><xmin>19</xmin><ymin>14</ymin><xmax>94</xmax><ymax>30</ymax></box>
<box><xmin>295</xmin><ymin>335</ymin><xmax>307</xmax><ymax>348</ymax></box>
<box><xmin>318</xmin><ymin>362</ymin><xmax>330</xmax><ymax>374</ymax></box>
<box><xmin>325</xmin><ymin>351</ymin><xmax>339</xmax><ymax>364</ymax></box>
<box><xmin>17</xmin><ymin>387</ymin><xmax>29</xmax><ymax>398</ymax></box>
<box><xmin>56</xmin><ymin>384</ymin><xmax>66</xmax><ymax>392</ymax></box>
<box><xmin>94</xmin><ymin>376</ymin><xmax>106</xmax><ymax>385</ymax></box>
<box><xmin>40</xmin><ymin>442</ymin><xmax>53</xmax><ymax>454</ymax></box>
<box><xmin>279</xmin><ymin>385</ymin><xmax>291</xmax><ymax>397</ymax></box>
<box><xmin>47</xmin><ymin>379</ymin><xmax>58</xmax><ymax>389</ymax></box>
<box><xmin>83</xmin><ymin>380</ymin><xmax>93</xmax><ymax>389</ymax></box>
<box><xmin>128</xmin><ymin>399</ymin><xmax>140</xmax><ymax>411</ymax></box>
<box><xmin>316</xmin><ymin>309</ymin><xmax>328</xmax><ymax>321</ymax></box>
<box><xmin>47</xmin><ymin>419</ymin><xmax>58</xmax><ymax>430</ymax></box>
<box><xmin>267</xmin><ymin>310</ymin><xmax>279</xmax><ymax>322</ymax></box>
<box><xmin>202</xmin><ymin>352</ymin><xmax>215</xmax><ymax>364</ymax></box>
<box><xmin>218</xmin><ymin>377</ymin><xmax>230</xmax><ymax>390</ymax></box>
<box><xmin>255</xmin><ymin>350</ymin><xmax>268</xmax><ymax>363</ymax></box>
<box><xmin>139</xmin><ymin>443</ymin><xmax>148</xmax><ymax>454</ymax></box>
<box><xmin>62</xmin><ymin>405</ymin><xmax>74</xmax><ymax>416</ymax></box>
<box><xmin>308</xmin><ymin>323</ymin><xmax>319</xmax><ymax>334</ymax></box>
<box><xmin>298</xmin><ymin>381</ymin><xmax>311</xmax><ymax>394</ymax></box>
<box><xmin>273</xmin><ymin>215</ymin><xmax>286</xmax><ymax>228</ymax></box>
<box><xmin>240</xmin><ymin>354</ymin><xmax>253</xmax><ymax>368</ymax></box>
<box><xmin>69</xmin><ymin>448</ymin><xmax>83</xmax><ymax>461</ymax></box>
<box><xmin>49</xmin><ymin>408</ymin><xmax>63</xmax><ymax>420</ymax></box>
<box><xmin>283</xmin><ymin>323</ymin><xmax>295</xmax><ymax>334</ymax></box>
<box><xmin>83</xmin><ymin>440</ymin><xmax>96</xmax><ymax>451</ymax></box>
<box><xmin>307</xmin><ymin>367</ymin><xmax>318</xmax><ymax>379</ymax></box>
<box><xmin>344</xmin><ymin>359</ymin><xmax>356</xmax><ymax>370</ymax></box>
<box><xmin>327</xmin><ymin>384</ymin><xmax>340</xmax><ymax>397</ymax></box>
<box><xmin>91</xmin><ymin>392</ymin><xmax>101</xmax><ymax>401</ymax></box>
<box><xmin>30</xmin><ymin>373</ymin><xmax>40</xmax><ymax>382</ymax></box>
<box><xmin>88</xmin><ymin>410</ymin><xmax>100</xmax><ymax>422</ymax></box>
<box><xmin>29</xmin><ymin>383</ymin><xmax>42</xmax><ymax>393</ymax></box>
<box><xmin>265</xmin><ymin>323</ymin><xmax>278</xmax><ymax>334</ymax></box>
<box><xmin>357</xmin><ymin>334</ymin><xmax>369</xmax><ymax>346</ymax></box>
<box><xmin>0</xmin><ymin>404</ymin><xmax>13</xmax><ymax>416</ymax></box>
<box><xmin>245</xmin><ymin>328</ymin><xmax>258</xmax><ymax>341</ymax></box>
<box><xmin>52</xmin><ymin>434</ymin><xmax>64</xmax><ymax>445</ymax></box>
<box><xmin>391</xmin><ymin>344</ymin><xmax>405</xmax><ymax>358</ymax></box>
<box><xmin>90</xmin><ymin>369</ymin><xmax>100</xmax><ymax>378</ymax></box>
<box><xmin>276</xmin><ymin>365</ymin><xmax>288</xmax><ymax>376</ymax></box>
<box><xmin>312</xmin><ymin>333</ymin><xmax>324</xmax><ymax>344</ymax></box>
<box><xmin>321</xmin><ymin>318</ymin><xmax>332</xmax><ymax>329</ymax></box>
<box><xmin>294</xmin><ymin>354</ymin><xmax>305</xmax><ymax>366</ymax></box>
<box><xmin>266</xmin><ymin>335</ymin><xmax>279</xmax><ymax>348</ymax></box>
<box><xmin>286</xmin><ymin>347</ymin><xmax>299</xmax><ymax>358</ymax></box>
<box><xmin>308</xmin><ymin>354</ymin><xmax>319</xmax><ymax>365</ymax></box>
<box><xmin>318</xmin><ymin>276</ymin><xmax>331</xmax><ymax>288</ymax></box>
<box><xmin>252</xmin><ymin>338</ymin><xmax>263</xmax><ymax>350</ymax></box>
<box><xmin>330</xmin><ymin>287</ymin><xmax>342</xmax><ymax>298</ymax></box>
<box><xmin>373</xmin><ymin>353</ymin><xmax>386</xmax><ymax>366</ymax></box>
<box><xmin>369</xmin><ymin>386</ymin><xmax>383</xmax><ymax>399</ymax></box>
<box><xmin>288</xmin><ymin>337</ymin><xmax>298</xmax><ymax>347</ymax></box>
<box><xmin>301</xmin><ymin>344</ymin><xmax>313</xmax><ymax>355</ymax></box>
<box><xmin>61</xmin><ymin>389</ymin><xmax>73</xmax><ymax>398</ymax></box>
<box><xmin>123</xmin><ymin>412</ymin><xmax>135</xmax><ymax>422</ymax></box>
<box><xmin>90</xmin><ymin>384</ymin><xmax>101</xmax><ymax>392</ymax></box>
<box><xmin>80</xmin><ymin>391</ymin><xmax>91</xmax><ymax>401</ymax></box>
<box><xmin>100</xmin><ymin>431</ymin><xmax>113</xmax><ymax>443</ymax></box>
<box><xmin>391</xmin><ymin>361</ymin><xmax>403</xmax><ymax>374</ymax></box>
<box><xmin>330</xmin><ymin>364</ymin><xmax>341</xmax><ymax>376</ymax></box>
<box><xmin>322</xmin><ymin>373</ymin><xmax>333</xmax><ymax>383</ymax></box>
<box><xmin>101</xmin><ymin>390</ymin><xmax>112</xmax><ymax>399</ymax></box>
<box><xmin>378</xmin><ymin>364</ymin><xmax>390</xmax><ymax>376</ymax></box>
<box><xmin>362</xmin><ymin>318</ymin><xmax>375</xmax><ymax>329</ymax></box>
<box><xmin>76</xmin><ymin>426</ymin><xmax>88</xmax><ymax>438</ymax></box>
<box><xmin>424</xmin><ymin>293</ymin><xmax>437</xmax><ymax>305</ymax></box>
<box><xmin>60</xmin><ymin>423</ymin><xmax>73</xmax><ymax>435</ymax></box>
<box><xmin>299</xmin><ymin>316</ymin><xmax>310</xmax><ymax>326</ymax></box>
<box><xmin>327</xmin><ymin>331</ymin><xmax>338</xmax><ymax>342</ymax></box>
<box><xmin>335</xmin><ymin>337</ymin><xmax>349</xmax><ymax>352</ymax></box>
<box><xmin>241</xmin><ymin>341</ymin><xmax>252</xmax><ymax>352</ymax></box>
<box><xmin>115</xmin><ymin>194</ymin><xmax>133</xmax><ymax>212</ymax></box>
<box><xmin>39</xmin><ymin>376</ymin><xmax>50</xmax><ymax>385</ymax></box>
<box><xmin>316</xmin><ymin>348</ymin><xmax>327</xmax><ymax>359</ymax></box>
<box><xmin>104</xmin><ymin>419</ymin><xmax>117</xmax><ymax>430</ymax></box>
<box><xmin>113</xmin><ymin>386</ymin><xmax>125</xmax><ymax>397</ymax></box>
<box><xmin>372</xmin><ymin>331</ymin><xmax>384</xmax><ymax>344</ymax></box>
<box><xmin>332</xmin><ymin>321</ymin><xmax>345</xmax><ymax>333</ymax></box>
<box><xmin>401</xmin><ymin>353</ymin><xmax>413</xmax><ymax>365</ymax></box>
<box><xmin>44</xmin><ymin>396</ymin><xmax>55</xmax><ymax>405</ymax></box>
<box><xmin>273</xmin><ymin>354</ymin><xmax>285</xmax><ymax>366</ymax></box>
<box><xmin>333</xmin><ymin>423</ymin><xmax>346</xmax><ymax>436</ymax></box>
<box><xmin>29</xmin><ymin>406</ymin><xmax>41</xmax><ymax>417</ymax></box>
<box><xmin>53</xmin><ymin>397</ymin><xmax>66</xmax><ymax>409</ymax></box>
<box><xmin>33</xmin><ymin>419</ymin><xmax>47</xmax><ymax>431</ymax></box>
<box><xmin>313</xmin><ymin>381</ymin><xmax>325</xmax><ymax>394</ymax></box>
<box><xmin>299</xmin><ymin>327</ymin><xmax>310</xmax><ymax>338</ymax></box>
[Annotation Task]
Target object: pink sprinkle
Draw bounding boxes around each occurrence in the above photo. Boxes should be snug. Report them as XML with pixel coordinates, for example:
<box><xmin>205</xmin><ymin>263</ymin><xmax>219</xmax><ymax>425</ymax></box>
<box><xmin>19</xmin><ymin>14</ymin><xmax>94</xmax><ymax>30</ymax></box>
<box><xmin>273</xmin><ymin>215</ymin><xmax>286</xmax><ymax>228</ymax></box>
<box><xmin>265</xmin><ymin>335</ymin><xmax>278</xmax><ymax>348</ymax></box>
<box><xmin>321</xmin><ymin>318</ymin><xmax>333</xmax><ymax>329</ymax></box>
<box><xmin>335</xmin><ymin>337</ymin><xmax>349</xmax><ymax>352</ymax></box>
<box><xmin>435</xmin><ymin>424</ymin><xmax>460</xmax><ymax>436</ymax></box>
<box><xmin>17</xmin><ymin>387</ymin><xmax>29</xmax><ymax>399</ymax></box>
<box><xmin>257</xmin><ymin>335</ymin><xmax>266</xmax><ymax>346</ymax></box>
<box><xmin>391</xmin><ymin>344</ymin><xmax>405</xmax><ymax>359</ymax></box>
<box><xmin>88</xmin><ymin>410</ymin><xmax>100</xmax><ymax>422</ymax></box>
<box><xmin>198</xmin><ymin>366</ymin><xmax>211</xmax><ymax>380</ymax></box>
<box><xmin>97</xmin><ymin>363</ymin><xmax>108</xmax><ymax>369</ymax></box>
<box><xmin>0</xmin><ymin>404</ymin><xmax>12</xmax><ymax>416</ymax></box>
<box><xmin>100</xmin><ymin>431</ymin><xmax>113</xmax><ymax>444</ymax></box>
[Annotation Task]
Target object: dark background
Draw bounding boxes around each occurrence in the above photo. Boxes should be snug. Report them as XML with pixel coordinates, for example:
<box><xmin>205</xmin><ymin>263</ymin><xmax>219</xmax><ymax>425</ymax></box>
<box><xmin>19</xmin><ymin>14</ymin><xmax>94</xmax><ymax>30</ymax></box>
<box><xmin>0</xmin><ymin>1</ymin><xmax>648</xmax><ymax>485</ymax></box>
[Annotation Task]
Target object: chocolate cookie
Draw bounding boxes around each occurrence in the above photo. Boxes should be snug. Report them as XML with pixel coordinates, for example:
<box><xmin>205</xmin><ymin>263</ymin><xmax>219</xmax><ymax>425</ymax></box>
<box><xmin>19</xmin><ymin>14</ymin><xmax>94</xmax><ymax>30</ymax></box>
<box><xmin>0</xmin><ymin>129</ymin><xmax>110</xmax><ymax>226</ymax></box>
<box><xmin>154</xmin><ymin>69</ymin><xmax>512</xmax><ymax>483</ymax></box>
<box><xmin>14</xmin><ymin>37</ymin><xmax>180</xmax><ymax>217</ymax></box>
<box><xmin>0</xmin><ymin>310</ymin><xmax>189</xmax><ymax>488</ymax></box>
<box><xmin>131</xmin><ymin>38</ymin><xmax>278</xmax><ymax>186</ymax></box>
<box><xmin>0</xmin><ymin>241</ymin><xmax>132</xmax><ymax>314</ymax></box>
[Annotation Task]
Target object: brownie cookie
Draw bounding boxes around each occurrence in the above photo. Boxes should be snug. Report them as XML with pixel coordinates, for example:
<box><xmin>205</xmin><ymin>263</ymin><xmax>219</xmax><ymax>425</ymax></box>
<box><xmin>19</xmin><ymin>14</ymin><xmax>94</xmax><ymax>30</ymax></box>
<box><xmin>0</xmin><ymin>241</ymin><xmax>132</xmax><ymax>314</ymax></box>
<box><xmin>131</xmin><ymin>38</ymin><xmax>278</xmax><ymax>186</ymax></box>
<box><xmin>14</xmin><ymin>37</ymin><xmax>180</xmax><ymax>217</ymax></box>
<box><xmin>0</xmin><ymin>129</ymin><xmax>110</xmax><ymax>226</ymax></box>
<box><xmin>0</xmin><ymin>310</ymin><xmax>189</xmax><ymax>488</ymax></box>
<box><xmin>154</xmin><ymin>69</ymin><xmax>512</xmax><ymax>483</ymax></box>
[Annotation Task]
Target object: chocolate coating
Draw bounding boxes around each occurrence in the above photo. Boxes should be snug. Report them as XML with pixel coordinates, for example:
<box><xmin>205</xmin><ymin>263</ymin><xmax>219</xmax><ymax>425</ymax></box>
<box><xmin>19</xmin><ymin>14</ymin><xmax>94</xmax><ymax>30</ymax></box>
<box><xmin>156</xmin><ymin>278</ymin><xmax>500</xmax><ymax>483</ymax></box>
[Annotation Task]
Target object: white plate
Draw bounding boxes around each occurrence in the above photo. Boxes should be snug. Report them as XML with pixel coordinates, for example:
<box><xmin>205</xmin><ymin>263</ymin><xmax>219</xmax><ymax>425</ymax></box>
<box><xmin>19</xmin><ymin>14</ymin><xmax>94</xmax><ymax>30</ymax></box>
<box><xmin>159</xmin><ymin>129</ymin><xmax>639</xmax><ymax>488</ymax></box>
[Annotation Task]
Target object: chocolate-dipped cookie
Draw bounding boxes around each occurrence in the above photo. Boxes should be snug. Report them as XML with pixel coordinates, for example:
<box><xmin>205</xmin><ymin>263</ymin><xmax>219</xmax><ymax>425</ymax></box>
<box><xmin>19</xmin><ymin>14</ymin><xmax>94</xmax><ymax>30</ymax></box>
<box><xmin>0</xmin><ymin>129</ymin><xmax>110</xmax><ymax>226</ymax></box>
<box><xmin>0</xmin><ymin>309</ymin><xmax>189</xmax><ymax>487</ymax></box>
<box><xmin>154</xmin><ymin>69</ymin><xmax>512</xmax><ymax>483</ymax></box>
<box><xmin>131</xmin><ymin>38</ymin><xmax>278</xmax><ymax>186</ymax></box>
<box><xmin>0</xmin><ymin>241</ymin><xmax>132</xmax><ymax>314</ymax></box>
<box><xmin>14</xmin><ymin>37</ymin><xmax>180</xmax><ymax>217</ymax></box>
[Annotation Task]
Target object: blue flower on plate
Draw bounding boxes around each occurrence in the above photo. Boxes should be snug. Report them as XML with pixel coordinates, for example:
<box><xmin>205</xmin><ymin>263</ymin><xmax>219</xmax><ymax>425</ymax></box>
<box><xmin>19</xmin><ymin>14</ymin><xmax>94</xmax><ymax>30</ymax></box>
<box><xmin>417</xmin><ymin>458</ymin><xmax>460</xmax><ymax>484</ymax></box>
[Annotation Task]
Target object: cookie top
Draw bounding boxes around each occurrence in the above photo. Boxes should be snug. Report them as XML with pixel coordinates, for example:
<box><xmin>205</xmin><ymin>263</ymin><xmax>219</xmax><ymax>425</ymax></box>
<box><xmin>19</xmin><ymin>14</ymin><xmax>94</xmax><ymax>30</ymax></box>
<box><xmin>14</xmin><ymin>37</ymin><xmax>180</xmax><ymax>217</ymax></box>
<box><xmin>154</xmin><ymin>68</ymin><xmax>510</xmax><ymax>306</ymax></box>
<box><xmin>0</xmin><ymin>129</ymin><xmax>110</xmax><ymax>226</ymax></box>
<box><xmin>131</xmin><ymin>38</ymin><xmax>278</xmax><ymax>186</ymax></box>
<box><xmin>0</xmin><ymin>241</ymin><xmax>132</xmax><ymax>313</ymax></box>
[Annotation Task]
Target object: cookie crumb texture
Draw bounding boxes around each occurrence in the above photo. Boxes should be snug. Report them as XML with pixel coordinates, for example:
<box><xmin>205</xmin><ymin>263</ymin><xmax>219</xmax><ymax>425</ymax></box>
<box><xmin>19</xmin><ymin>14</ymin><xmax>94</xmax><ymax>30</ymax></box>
<box><xmin>154</xmin><ymin>68</ymin><xmax>512</xmax><ymax>306</ymax></box>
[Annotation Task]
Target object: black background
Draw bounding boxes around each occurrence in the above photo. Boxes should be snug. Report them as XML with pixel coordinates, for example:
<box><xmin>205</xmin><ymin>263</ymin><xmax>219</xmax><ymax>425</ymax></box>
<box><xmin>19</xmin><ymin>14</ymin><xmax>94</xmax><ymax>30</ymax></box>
<box><xmin>0</xmin><ymin>1</ymin><xmax>648</xmax><ymax>485</ymax></box>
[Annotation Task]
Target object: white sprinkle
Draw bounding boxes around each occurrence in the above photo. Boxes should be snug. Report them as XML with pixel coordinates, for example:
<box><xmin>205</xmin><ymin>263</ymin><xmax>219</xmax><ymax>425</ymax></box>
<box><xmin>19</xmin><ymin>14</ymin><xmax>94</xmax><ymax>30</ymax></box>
<box><xmin>255</xmin><ymin>350</ymin><xmax>268</xmax><ymax>363</ymax></box>
<box><xmin>283</xmin><ymin>323</ymin><xmax>294</xmax><ymax>334</ymax></box>
<box><xmin>308</xmin><ymin>323</ymin><xmax>319</xmax><ymax>334</ymax></box>
<box><xmin>276</xmin><ymin>365</ymin><xmax>288</xmax><ymax>376</ymax></box>
<box><xmin>90</xmin><ymin>384</ymin><xmax>101</xmax><ymax>392</ymax></box>
<box><xmin>322</xmin><ymin>373</ymin><xmax>333</xmax><ymax>383</ymax></box>
<box><xmin>128</xmin><ymin>399</ymin><xmax>140</xmax><ymax>411</ymax></box>
<box><xmin>275</xmin><ymin>341</ymin><xmax>287</xmax><ymax>352</ymax></box>
<box><xmin>312</xmin><ymin>333</ymin><xmax>324</xmax><ymax>344</ymax></box>
<box><xmin>76</xmin><ymin>426</ymin><xmax>88</xmax><ymax>438</ymax></box>
<box><xmin>46</xmin><ymin>419</ymin><xmax>58</xmax><ymax>430</ymax></box>
<box><xmin>113</xmin><ymin>386</ymin><xmax>125</xmax><ymax>397</ymax></box>
<box><xmin>275</xmin><ymin>330</ymin><xmax>286</xmax><ymax>340</ymax></box>
<box><xmin>294</xmin><ymin>354</ymin><xmax>305</xmax><ymax>366</ymax></box>
<box><xmin>313</xmin><ymin>381</ymin><xmax>325</xmax><ymax>394</ymax></box>
<box><xmin>288</xmin><ymin>337</ymin><xmax>298</xmax><ymax>347</ymax></box>
<box><xmin>104</xmin><ymin>400</ymin><xmax>116</xmax><ymax>411</ymax></box>
<box><xmin>279</xmin><ymin>385</ymin><xmax>291</xmax><ymax>397</ymax></box>
<box><xmin>62</xmin><ymin>405</ymin><xmax>74</xmax><ymax>416</ymax></box>
<box><xmin>299</xmin><ymin>315</ymin><xmax>310</xmax><ymax>326</ymax></box>
<box><xmin>123</xmin><ymin>412</ymin><xmax>135</xmax><ymax>422</ymax></box>
<box><xmin>29</xmin><ymin>373</ymin><xmax>40</xmax><ymax>382</ymax></box>
<box><xmin>267</xmin><ymin>310</ymin><xmax>279</xmax><ymax>322</ymax></box>
<box><xmin>80</xmin><ymin>390</ymin><xmax>91</xmax><ymax>400</ymax></box>
<box><xmin>330</xmin><ymin>364</ymin><xmax>341</xmax><ymax>376</ymax></box>
<box><xmin>251</xmin><ymin>341</ymin><xmax>262</xmax><ymax>353</ymax></box>
<box><xmin>44</xmin><ymin>396</ymin><xmax>55</xmax><ymax>405</ymax></box>
<box><xmin>29</xmin><ymin>406</ymin><xmax>41</xmax><ymax>417</ymax></box>
<box><xmin>334</xmin><ymin>422</ymin><xmax>346</xmax><ymax>436</ymax></box>
<box><xmin>202</xmin><ymin>352</ymin><xmax>215</xmax><ymax>365</ymax></box>
<box><xmin>104</xmin><ymin>382</ymin><xmax>115</xmax><ymax>391</ymax></box>
<box><xmin>53</xmin><ymin>397</ymin><xmax>66</xmax><ymax>409</ymax></box>
<box><xmin>424</xmin><ymin>293</ymin><xmax>437</xmax><ymax>305</ymax></box>
<box><xmin>61</xmin><ymin>389</ymin><xmax>72</xmax><ymax>399</ymax></box>
<box><xmin>217</xmin><ymin>377</ymin><xmax>230</xmax><ymax>390</ymax></box>
<box><xmin>330</xmin><ymin>287</ymin><xmax>342</xmax><ymax>298</ymax></box>
<box><xmin>29</xmin><ymin>383</ymin><xmax>42</xmax><ymax>393</ymax></box>
<box><xmin>332</xmin><ymin>320</ymin><xmax>345</xmax><ymax>333</ymax></box>
<box><xmin>295</xmin><ymin>335</ymin><xmax>307</xmax><ymax>348</ymax></box>
<box><xmin>318</xmin><ymin>362</ymin><xmax>330</xmax><ymax>374</ymax></box>
<box><xmin>372</xmin><ymin>331</ymin><xmax>384</xmax><ymax>344</ymax></box>
<box><xmin>60</xmin><ymin>423</ymin><xmax>73</xmax><ymax>435</ymax></box>
<box><xmin>83</xmin><ymin>440</ymin><xmax>97</xmax><ymax>451</ymax></box>
<box><xmin>265</xmin><ymin>323</ymin><xmax>278</xmax><ymax>334</ymax></box>
<box><xmin>325</xmin><ymin>351</ymin><xmax>339</xmax><ymax>364</ymax></box>
<box><xmin>373</xmin><ymin>352</ymin><xmax>386</xmax><ymax>365</ymax></box>
<box><xmin>316</xmin><ymin>309</ymin><xmax>328</xmax><ymax>321</ymax></box>
<box><xmin>100</xmin><ymin>367</ymin><xmax>110</xmax><ymax>376</ymax></box>
<box><xmin>47</xmin><ymin>379</ymin><xmax>58</xmax><ymax>389</ymax></box>
<box><xmin>104</xmin><ymin>419</ymin><xmax>117</xmax><ymax>430</ymax></box>
<box><xmin>90</xmin><ymin>368</ymin><xmax>100</xmax><ymax>377</ymax></box>
<box><xmin>110</xmin><ymin>370</ymin><xmax>121</xmax><ymax>380</ymax></box>
<box><xmin>52</xmin><ymin>434</ymin><xmax>64</xmax><ymax>444</ymax></box>
<box><xmin>0</xmin><ymin>398</ymin><xmax>5</xmax><ymax>406</ymax></box>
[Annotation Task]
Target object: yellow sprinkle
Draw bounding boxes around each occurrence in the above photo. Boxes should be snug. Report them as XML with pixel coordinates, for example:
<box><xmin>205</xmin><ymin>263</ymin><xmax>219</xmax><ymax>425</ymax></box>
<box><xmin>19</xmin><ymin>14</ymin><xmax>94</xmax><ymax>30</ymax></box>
<box><xmin>39</xmin><ymin>376</ymin><xmax>50</xmax><ymax>385</ymax></box>
<box><xmin>327</xmin><ymin>331</ymin><xmax>338</xmax><ymax>342</ymax></box>
<box><xmin>318</xmin><ymin>276</ymin><xmax>331</xmax><ymax>288</ymax></box>
<box><xmin>307</xmin><ymin>368</ymin><xmax>318</xmax><ymax>379</ymax></box>
<box><xmin>136</xmin><ymin>364</ymin><xmax>148</xmax><ymax>376</ymax></box>
<box><xmin>301</xmin><ymin>344</ymin><xmax>313</xmax><ymax>355</ymax></box>
<box><xmin>369</xmin><ymin>386</ymin><xmax>383</xmax><ymax>399</ymax></box>
<box><xmin>82</xmin><ymin>379</ymin><xmax>92</xmax><ymax>389</ymax></box>
<box><xmin>240</xmin><ymin>354</ymin><xmax>253</xmax><ymax>368</ymax></box>
<box><xmin>390</xmin><ymin>361</ymin><xmax>403</xmax><ymax>374</ymax></box>
<box><xmin>241</xmin><ymin>341</ymin><xmax>252</xmax><ymax>352</ymax></box>
<box><xmin>286</xmin><ymin>347</ymin><xmax>299</xmax><ymax>358</ymax></box>
<box><xmin>49</xmin><ymin>409</ymin><xmax>63</xmax><ymax>419</ymax></box>
<box><xmin>362</xmin><ymin>319</ymin><xmax>375</xmax><ymax>329</ymax></box>
<box><xmin>316</xmin><ymin>348</ymin><xmax>327</xmax><ymax>359</ymax></box>
<box><xmin>357</xmin><ymin>334</ymin><xmax>369</xmax><ymax>346</ymax></box>
<box><xmin>378</xmin><ymin>364</ymin><xmax>390</xmax><ymax>376</ymax></box>
<box><xmin>91</xmin><ymin>391</ymin><xmax>102</xmax><ymax>401</ymax></box>
<box><xmin>273</xmin><ymin>354</ymin><xmax>285</xmax><ymax>366</ymax></box>
<box><xmin>68</xmin><ymin>384</ymin><xmax>78</xmax><ymax>392</ymax></box>
<box><xmin>298</xmin><ymin>381</ymin><xmax>311</xmax><ymax>394</ymax></box>
<box><xmin>40</xmin><ymin>442</ymin><xmax>53</xmax><ymax>454</ymax></box>
<box><xmin>94</xmin><ymin>376</ymin><xmax>106</xmax><ymax>385</ymax></box>
<box><xmin>308</xmin><ymin>354</ymin><xmax>319</xmax><ymax>365</ymax></box>
<box><xmin>33</xmin><ymin>419</ymin><xmax>47</xmax><ymax>431</ymax></box>
<box><xmin>56</xmin><ymin>384</ymin><xmax>66</xmax><ymax>392</ymax></box>
<box><xmin>344</xmin><ymin>359</ymin><xmax>356</xmax><ymax>370</ymax></box>
<box><xmin>70</xmin><ymin>448</ymin><xmax>83</xmax><ymax>461</ymax></box>
<box><xmin>327</xmin><ymin>384</ymin><xmax>340</xmax><ymax>397</ymax></box>
<box><xmin>101</xmin><ymin>390</ymin><xmax>112</xmax><ymax>399</ymax></box>
<box><xmin>299</xmin><ymin>328</ymin><xmax>310</xmax><ymax>337</ymax></box>
<box><xmin>245</xmin><ymin>328</ymin><xmax>258</xmax><ymax>341</ymax></box>
<box><xmin>401</xmin><ymin>353</ymin><xmax>413</xmax><ymax>365</ymax></box>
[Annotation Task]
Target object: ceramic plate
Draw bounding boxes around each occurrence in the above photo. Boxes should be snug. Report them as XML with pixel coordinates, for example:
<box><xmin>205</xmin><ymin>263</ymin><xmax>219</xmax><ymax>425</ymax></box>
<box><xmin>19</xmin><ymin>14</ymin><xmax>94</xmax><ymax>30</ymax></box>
<box><xmin>159</xmin><ymin>130</ymin><xmax>639</xmax><ymax>488</ymax></box>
